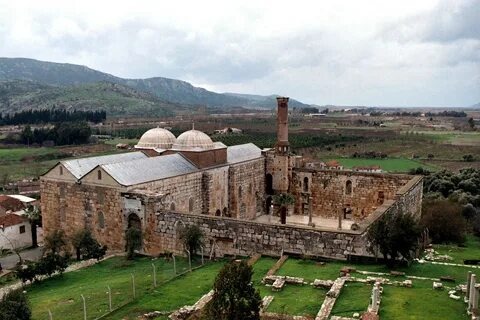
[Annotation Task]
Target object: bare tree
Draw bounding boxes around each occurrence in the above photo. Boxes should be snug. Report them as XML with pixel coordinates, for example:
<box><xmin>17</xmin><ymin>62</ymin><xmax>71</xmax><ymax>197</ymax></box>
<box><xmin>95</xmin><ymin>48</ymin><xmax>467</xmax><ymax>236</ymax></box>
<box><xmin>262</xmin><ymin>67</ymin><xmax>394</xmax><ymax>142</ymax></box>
<box><xmin>0</xmin><ymin>231</ymin><xmax>23</xmax><ymax>266</ymax></box>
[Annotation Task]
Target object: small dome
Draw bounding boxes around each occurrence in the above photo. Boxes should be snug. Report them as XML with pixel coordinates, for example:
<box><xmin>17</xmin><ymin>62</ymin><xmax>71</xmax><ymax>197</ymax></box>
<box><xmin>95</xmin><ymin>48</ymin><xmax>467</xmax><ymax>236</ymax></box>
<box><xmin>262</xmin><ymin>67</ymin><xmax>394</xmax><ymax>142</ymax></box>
<box><xmin>135</xmin><ymin>127</ymin><xmax>176</xmax><ymax>149</ymax></box>
<box><xmin>172</xmin><ymin>129</ymin><xmax>214</xmax><ymax>151</ymax></box>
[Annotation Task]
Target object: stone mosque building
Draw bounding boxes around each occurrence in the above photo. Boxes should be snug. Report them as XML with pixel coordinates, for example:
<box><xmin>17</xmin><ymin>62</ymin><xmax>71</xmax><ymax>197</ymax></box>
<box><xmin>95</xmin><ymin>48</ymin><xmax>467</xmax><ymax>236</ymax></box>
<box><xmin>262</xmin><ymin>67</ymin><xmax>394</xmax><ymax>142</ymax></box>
<box><xmin>41</xmin><ymin>98</ymin><xmax>423</xmax><ymax>260</ymax></box>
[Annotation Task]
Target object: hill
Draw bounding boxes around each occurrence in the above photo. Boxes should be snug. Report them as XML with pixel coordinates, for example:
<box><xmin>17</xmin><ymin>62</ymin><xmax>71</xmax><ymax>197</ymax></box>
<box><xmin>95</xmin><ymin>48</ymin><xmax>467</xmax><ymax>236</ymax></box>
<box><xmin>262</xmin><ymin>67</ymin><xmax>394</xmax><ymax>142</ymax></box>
<box><xmin>0</xmin><ymin>80</ymin><xmax>185</xmax><ymax>116</ymax></box>
<box><xmin>470</xmin><ymin>102</ymin><xmax>480</xmax><ymax>108</ymax></box>
<box><xmin>0</xmin><ymin>57</ymin><xmax>311</xmax><ymax>110</ymax></box>
<box><xmin>223</xmin><ymin>92</ymin><xmax>308</xmax><ymax>109</ymax></box>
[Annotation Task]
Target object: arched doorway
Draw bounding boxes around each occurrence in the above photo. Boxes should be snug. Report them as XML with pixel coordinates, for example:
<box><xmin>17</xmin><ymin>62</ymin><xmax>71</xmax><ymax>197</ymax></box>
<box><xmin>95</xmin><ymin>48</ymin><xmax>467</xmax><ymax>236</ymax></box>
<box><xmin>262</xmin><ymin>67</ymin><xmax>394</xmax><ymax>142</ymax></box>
<box><xmin>265</xmin><ymin>196</ymin><xmax>272</xmax><ymax>215</ymax></box>
<box><xmin>280</xmin><ymin>207</ymin><xmax>287</xmax><ymax>224</ymax></box>
<box><xmin>128</xmin><ymin>213</ymin><xmax>141</xmax><ymax>230</ymax></box>
<box><xmin>126</xmin><ymin>213</ymin><xmax>142</xmax><ymax>253</ymax></box>
<box><xmin>266</xmin><ymin>174</ymin><xmax>273</xmax><ymax>195</ymax></box>
<box><xmin>215</xmin><ymin>209</ymin><xmax>221</xmax><ymax>216</ymax></box>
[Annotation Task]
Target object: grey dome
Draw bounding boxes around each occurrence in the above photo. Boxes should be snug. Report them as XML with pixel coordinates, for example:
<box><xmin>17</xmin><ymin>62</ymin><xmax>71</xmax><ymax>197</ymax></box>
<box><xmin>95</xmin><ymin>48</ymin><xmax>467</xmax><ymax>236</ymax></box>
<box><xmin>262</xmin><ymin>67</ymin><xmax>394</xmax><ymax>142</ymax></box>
<box><xmin>172</xmin><ymin>129</ymin><xmax>214</xmax><ymax>151</ymax></box>
<box><xmin>135</xmin><ymin>127</ymin><xmax>176</xmax><ymax>149</ymax></box>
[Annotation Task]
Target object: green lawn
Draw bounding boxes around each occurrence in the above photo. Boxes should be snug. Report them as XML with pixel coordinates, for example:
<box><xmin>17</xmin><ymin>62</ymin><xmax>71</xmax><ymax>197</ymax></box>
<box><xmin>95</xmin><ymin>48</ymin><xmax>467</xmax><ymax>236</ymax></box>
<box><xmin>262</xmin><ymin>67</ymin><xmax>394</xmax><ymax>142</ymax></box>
<box><xmin>380</xmin><ymin>280</ymin><xmax>469</xmax><ymax>320</ymax></box>
<box><xmin>330</xmin><ymin>282</ymin><xmax>371</xmax><ymax>317</ymax></box>
<box><xmin>0</xmin><ymin>147</ymin><xmax>57</xmax><ymax>162</ymax></box>
<box><xmin>28</xmin><ymin>256</ymin><xmax>195</xmax><ymax>320</ymax></box>
<box><xmin>103</xmin><ymin>260</ymin><xmax>225</xmax><ymax>320</ymax></box>
<box><xmin>272</xmin><ymin>257</ymin><xmax>476</xmax><ymax>319</ymax></box>
<box><xmin>104</xmin><ymin>138</ymin><xmax>139</xmax><ymax>146</ymax></box>
<box><xmin>434</xmin><ymin>235</ymin><xmax>480</xmax><ymax>265</ymax></box>
<box><xmin>332</xmin><ymin>157</ymin><xmax>437</xmax><ymax>173</ymax></box>
<box><xmin>262</xmin><ymin>284</ymin><xmax>326</xmax><ymax>317</ymax></box>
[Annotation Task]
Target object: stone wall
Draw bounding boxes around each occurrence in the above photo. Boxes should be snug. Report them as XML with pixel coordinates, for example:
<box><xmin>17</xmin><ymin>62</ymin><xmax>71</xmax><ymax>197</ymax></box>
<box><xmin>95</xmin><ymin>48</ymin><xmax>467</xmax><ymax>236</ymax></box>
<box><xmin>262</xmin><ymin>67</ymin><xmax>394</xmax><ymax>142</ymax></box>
<box><xmin>150</xmin><ymin>210</ymin><xmax>366</xmax><ymax>259</ymax></box>
<box><xmin>291</xmin><ymin>169</ymin><xmax>412</xmax><ymax>220</ymax></box>
<box><xmin>228</xmin><ymin>158</ymin><xmax>266</xmax><ymax>220</ymax></box>
<box><xmin>40</xmin><ymin>179</ymin><xmax>126</xmax><ymax>251</ymax></box>
<box><xmin>138</xmin><ymin>174</ymin><xmax>422</xmax><ymax>259</ymax></box>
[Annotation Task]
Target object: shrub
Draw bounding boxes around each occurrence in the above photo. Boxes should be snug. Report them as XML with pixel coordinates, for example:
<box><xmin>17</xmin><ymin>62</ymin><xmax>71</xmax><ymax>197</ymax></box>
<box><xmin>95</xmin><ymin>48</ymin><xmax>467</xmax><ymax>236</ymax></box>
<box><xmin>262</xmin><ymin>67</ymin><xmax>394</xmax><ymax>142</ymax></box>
<box><xmin>421</xmin><ymin>199</ymin><xmax>466</xmax><ymax>244</ymax></box>
<box><xmin>44</xmin><ymin>230</ymin><xmax>67</xmax><ymax>255</ymax></box>
<box><xmin>202</xmin><ymin>260</ymin><xmax>261</xmax><ymax>320</ymax></box>
<box><xmin>0</xmin><ymin>289</ymin><xmax>31</xmax><ymax>320</ymax></box>
<box><xmin>180</xmin><ymin>225</ymin><xmax>204</xmax><ymax>255</ymax></box>
<box><xmin>367</xmin><ymin>212</ymin><xmax>421</xmax><ymax>267</ymax></box>
<box><xmin>71</xmin><ymin>230</ymin><xmax>107</xmax><ymax>261</ymax></box>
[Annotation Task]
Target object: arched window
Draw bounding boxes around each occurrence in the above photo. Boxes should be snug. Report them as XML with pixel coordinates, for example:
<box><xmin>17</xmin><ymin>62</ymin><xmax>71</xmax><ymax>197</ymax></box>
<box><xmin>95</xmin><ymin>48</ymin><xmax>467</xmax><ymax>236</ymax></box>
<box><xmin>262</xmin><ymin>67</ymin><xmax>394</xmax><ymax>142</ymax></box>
<box><xmin>223</xmin><ymin>207</ymin><xmax>228</xmax><ymax>217</ymax></box>
<box><xmin>170</xmin><ymin>202</ymin><xmax>176</xmax><ymax>211</ymax></box>
<box><xmin>378</xmin><ymin>191</ymin><xmax>385</xmax><ymax>205</ymax></box>
<box><xmin>238</xmin><ymin>186</ymin><xmax>243</xmax><ymax>199</ymax></box>
<box><xmin>59</xmin><ymin>166</ymin><xmax>63</xmax><ymax>175</ymax></box>
<box><xmin>303</xmin><ymin>177</ymin><xmax>309</xmax><ymax>192</ymax></box>
<box><xmin>98</xmin><ymin>211</ymin><xmax>105</xmax><ymax>229</ymax></box>
<box><xmin>189</xmin><ymin>198</ymin><xmax>194</xmax><ymax>212</ymax></box>
<box><xmin>249</xmin><ymin>183</ymin><xmax>253</xmax><ymax>195</ymax></box>
<box><xmin>215</xmin><ymin>209</ymin><xmax>221</xmax><ymax>216</ymax></box>
<box><xmin>346</xmin><ymin>180</ymin><xmax>352</xmax><ymax>195</ymax></box>
<box><xmin>97</xmin><ymin>170</ymin><xmax>102</xmax><ymax>180</ymax></box>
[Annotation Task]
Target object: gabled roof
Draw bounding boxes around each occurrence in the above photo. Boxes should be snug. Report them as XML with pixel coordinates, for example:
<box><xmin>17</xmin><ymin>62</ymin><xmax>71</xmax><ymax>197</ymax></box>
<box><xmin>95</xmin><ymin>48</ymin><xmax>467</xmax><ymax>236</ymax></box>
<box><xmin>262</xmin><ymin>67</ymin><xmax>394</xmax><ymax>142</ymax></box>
<box><xmin>227</xmin><ymin>143</ymin><xmax>262</xmax><ymax>164</ymax></box>
<box><xmin>100</xmin><ymin>153</ymin><xmax>198</xmax><ymax>186</ymax></box>
<box><xmin>0</xmin><ymin>213</ymin><xmax>27</xmax><ymax>228</ymax></box>
<box><xmin>60</xmin><ymin>152</ymin><xmax>148</xmax><ymax>179</ymax></box>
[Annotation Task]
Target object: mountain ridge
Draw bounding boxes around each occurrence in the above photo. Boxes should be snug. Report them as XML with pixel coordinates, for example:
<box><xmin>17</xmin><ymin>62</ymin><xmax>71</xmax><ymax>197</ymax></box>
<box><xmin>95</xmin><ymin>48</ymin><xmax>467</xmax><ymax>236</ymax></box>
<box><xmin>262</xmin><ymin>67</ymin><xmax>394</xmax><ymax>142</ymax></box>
<box><xmin>0</xmin><ymin>57</ymin><xmax>310</xmax><ymax>110</ymax></box>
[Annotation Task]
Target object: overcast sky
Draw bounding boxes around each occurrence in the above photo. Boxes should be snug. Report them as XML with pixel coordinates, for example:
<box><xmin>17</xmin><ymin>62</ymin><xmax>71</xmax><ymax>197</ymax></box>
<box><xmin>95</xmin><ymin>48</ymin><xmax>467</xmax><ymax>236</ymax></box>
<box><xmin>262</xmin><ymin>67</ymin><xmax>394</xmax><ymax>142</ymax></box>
<box><xmin>0</xmin><ymin>0</ymin><xmax>479</xmax><ymax>107</ymax></box>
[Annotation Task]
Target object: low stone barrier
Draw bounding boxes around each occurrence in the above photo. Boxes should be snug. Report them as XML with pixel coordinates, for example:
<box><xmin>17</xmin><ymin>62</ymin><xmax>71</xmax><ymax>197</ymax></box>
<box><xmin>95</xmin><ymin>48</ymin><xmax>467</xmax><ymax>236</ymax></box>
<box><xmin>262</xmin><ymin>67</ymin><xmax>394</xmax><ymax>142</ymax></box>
<box><xmin>315</xmin><ymin>278</ymin><xmax>346</xmax><ymax>320</ymax></box>
<box><xmin>169</xmin><ymin>290</ymin><xmax>214</xmax><ymax>320</ymax></box>
<box><xmin>266</xmin><ymin>255</ymin><xmax>289</xmax><ymax>277</ymax></box>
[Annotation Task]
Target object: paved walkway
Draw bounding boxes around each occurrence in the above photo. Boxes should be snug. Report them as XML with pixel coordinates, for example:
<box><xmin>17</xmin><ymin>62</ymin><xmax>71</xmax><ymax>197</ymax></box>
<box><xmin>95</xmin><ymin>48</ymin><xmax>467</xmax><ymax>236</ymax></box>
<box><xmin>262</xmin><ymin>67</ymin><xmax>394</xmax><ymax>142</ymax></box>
<box><xmin>0</xmin><ymin>246</ymin><xmax>43</xmax><ymax>270</ymax></box>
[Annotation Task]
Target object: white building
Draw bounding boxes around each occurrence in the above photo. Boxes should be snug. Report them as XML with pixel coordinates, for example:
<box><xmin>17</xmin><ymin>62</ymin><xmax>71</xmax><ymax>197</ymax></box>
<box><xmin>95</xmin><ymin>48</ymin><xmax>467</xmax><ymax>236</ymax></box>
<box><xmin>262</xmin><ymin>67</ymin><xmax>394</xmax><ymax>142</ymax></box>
<box><xmin>0</xmin><ymin>213</ymin><xmax>32</xmax><ymax>251</ymax></box>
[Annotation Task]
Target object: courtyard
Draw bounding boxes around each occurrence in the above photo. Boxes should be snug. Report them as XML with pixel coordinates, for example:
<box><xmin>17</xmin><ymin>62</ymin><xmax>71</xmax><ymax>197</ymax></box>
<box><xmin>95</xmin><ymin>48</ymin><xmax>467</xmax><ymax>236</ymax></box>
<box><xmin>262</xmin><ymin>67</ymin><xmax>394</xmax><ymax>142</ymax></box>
<box><xmin>254</xmin><ymin>214</ymin><xmax>355</xmax><ymax>230</ymax></box>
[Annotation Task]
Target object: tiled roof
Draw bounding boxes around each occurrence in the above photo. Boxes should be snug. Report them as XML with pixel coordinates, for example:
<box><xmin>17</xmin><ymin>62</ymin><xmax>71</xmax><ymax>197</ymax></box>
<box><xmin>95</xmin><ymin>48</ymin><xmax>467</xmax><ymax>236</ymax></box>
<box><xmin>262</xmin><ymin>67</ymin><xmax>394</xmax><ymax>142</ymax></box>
<box><xmin>0</xmin><ymin>213</ymin><xmax>27</xmax><ymax>228</ymax></box>
<box><xmin>0</xmin><ymin>195</ymin><xmax>25</xmax><ymax>212</ymax></box>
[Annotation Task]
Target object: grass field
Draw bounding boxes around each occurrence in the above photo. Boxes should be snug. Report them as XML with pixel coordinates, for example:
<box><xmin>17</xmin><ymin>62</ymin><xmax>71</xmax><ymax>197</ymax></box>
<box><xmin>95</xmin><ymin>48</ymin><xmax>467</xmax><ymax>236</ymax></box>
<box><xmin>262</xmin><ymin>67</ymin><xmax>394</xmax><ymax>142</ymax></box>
<box><xmin>409</xmin><ymin>131</ymin><xmax>480</xmax><ymax>146</ymax></box>
<box><xmin>27</xmin><ymin>256</ymin><xmax>196</xmax><ymax>320</ymax></box>
<box><xmin>432</xmin><ymin>235</ymin><xmax>480</xmax><ymax>265</ymax></box>
<box><xmin>17</xmin><ymin>237</ymin><xmax>480</xmax><ymax>320</ymax></box>
<box><xmin>331</xmin><ymin>157</ymin><xmax>437</xmax><ymax>172</ymax></box>
<box><xmin>330</xmin><ymin>282</ymin><xmax>371</xmax><ymax>317</ymax></box>
<box><xmin>103</xmin><ymin>260</ymin><xmax>225</xmax><ymax>320</ymax></box>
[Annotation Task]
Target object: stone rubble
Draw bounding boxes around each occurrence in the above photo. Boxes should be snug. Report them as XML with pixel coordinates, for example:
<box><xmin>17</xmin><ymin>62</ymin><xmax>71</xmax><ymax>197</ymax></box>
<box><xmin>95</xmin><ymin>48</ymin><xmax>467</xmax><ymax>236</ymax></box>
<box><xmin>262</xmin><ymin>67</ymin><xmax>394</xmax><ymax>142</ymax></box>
<box><xmin>169</xmin><ymin>290</ymin><xmax>213</xmax><ymax>320</ymax></box>
<box><xmin>272</xmin><ymin>278</ymin><xmax>286</xmax><ymax>291</ymax></box>
<box><xmin>312</xmin><ymin>279</ymin><xmax>334</xmax><ymax>289</ymax></box>
<box><xmin>433</xmin><ymin>282</ymin><xmax>444</xmax><ymax>290</ymax></box>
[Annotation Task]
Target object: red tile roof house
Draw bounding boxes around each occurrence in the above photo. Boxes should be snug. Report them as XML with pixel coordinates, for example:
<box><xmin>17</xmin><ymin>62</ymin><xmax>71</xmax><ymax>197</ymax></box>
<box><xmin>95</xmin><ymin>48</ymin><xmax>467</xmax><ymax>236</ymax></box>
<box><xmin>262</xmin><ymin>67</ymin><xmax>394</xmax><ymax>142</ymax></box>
<box><xmin>0</xmin><ymin>195</ymin><xmax>26</xmax><ymax>216</ymax></box>
<box><xmin>0</xmin><ymin>213</ymin><xmax>32</xmax><ymax>251</ymax></box>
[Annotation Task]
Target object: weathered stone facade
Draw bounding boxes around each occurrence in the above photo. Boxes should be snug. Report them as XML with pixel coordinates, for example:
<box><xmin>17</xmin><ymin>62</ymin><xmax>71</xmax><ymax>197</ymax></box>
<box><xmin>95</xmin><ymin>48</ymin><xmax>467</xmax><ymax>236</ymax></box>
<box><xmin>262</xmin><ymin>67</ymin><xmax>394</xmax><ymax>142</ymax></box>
<box><xmin>40</xmin><ymin>97</ymin><xmax>423</xmax><ymax>260</ymax></box>
<box><xmin>291</xmin><ymin>169</ymin><xmax>413</xmax><ymax>220</ymax></box>
<box><xmin>132</xmin><ymin>172</ymin><xmax>422</xmax><ymax>259</ymax></box>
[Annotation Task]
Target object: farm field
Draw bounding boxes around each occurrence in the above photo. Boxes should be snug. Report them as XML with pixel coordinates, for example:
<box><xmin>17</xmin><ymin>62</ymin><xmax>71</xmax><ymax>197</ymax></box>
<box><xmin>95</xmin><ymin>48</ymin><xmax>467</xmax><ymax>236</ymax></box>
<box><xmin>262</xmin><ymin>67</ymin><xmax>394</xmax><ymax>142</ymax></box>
<box><xmin>0</xmin><ymin>143</ymin><xmax>121</xmax><ymax>181</ymax></box>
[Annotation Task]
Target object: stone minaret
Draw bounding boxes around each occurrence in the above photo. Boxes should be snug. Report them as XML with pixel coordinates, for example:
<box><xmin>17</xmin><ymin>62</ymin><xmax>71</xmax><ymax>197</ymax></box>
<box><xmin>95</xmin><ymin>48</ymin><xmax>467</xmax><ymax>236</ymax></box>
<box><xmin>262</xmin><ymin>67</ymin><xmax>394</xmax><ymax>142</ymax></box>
<box><xmin>276</xmin><ymin>97</ymin><xmax>290</xmax><ymax>154</ymax></box>
<box><xmin>272</xmin><ymin>97</ymin><xmax>290</xmax><ymax>193</ymax></box>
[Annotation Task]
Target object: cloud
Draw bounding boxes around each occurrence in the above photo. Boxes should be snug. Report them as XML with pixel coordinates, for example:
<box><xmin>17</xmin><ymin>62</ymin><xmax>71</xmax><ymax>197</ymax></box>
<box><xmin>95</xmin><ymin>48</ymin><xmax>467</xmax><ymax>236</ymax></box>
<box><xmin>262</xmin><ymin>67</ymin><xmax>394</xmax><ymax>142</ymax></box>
<box><xmin>0</xmin><ymin>0</ymin><xmax>478</xmax><ymax>107</ymax></box>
